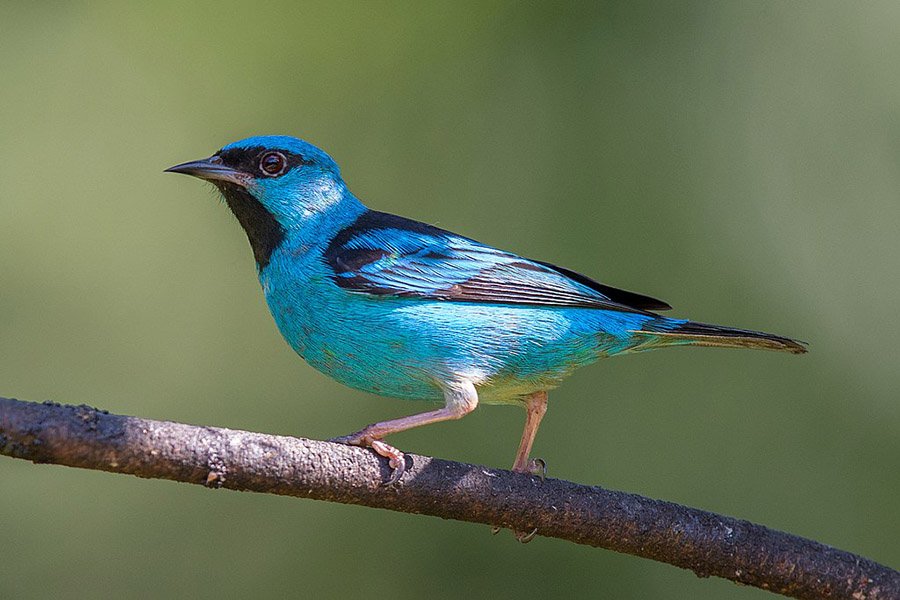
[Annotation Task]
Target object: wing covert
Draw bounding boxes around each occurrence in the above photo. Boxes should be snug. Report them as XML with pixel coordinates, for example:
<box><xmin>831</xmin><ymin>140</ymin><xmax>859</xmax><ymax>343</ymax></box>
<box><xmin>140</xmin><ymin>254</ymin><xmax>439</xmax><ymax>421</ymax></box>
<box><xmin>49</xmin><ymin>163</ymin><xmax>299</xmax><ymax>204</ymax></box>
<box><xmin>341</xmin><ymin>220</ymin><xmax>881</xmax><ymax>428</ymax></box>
<box><xmin>323</xmin><ymin>210</ymin><xmax>668</xmax><ymax>315</ymax></box>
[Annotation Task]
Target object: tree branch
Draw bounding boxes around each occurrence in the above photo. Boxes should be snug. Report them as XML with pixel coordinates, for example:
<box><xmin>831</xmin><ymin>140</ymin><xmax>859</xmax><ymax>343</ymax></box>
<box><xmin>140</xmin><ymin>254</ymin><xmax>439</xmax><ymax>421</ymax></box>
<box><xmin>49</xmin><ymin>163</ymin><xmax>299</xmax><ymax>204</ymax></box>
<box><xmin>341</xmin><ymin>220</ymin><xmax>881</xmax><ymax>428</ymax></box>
<box><xmin>1</xmin><ymin>397</ymin><xmax>895</xmax><ymax>599</ymax></box>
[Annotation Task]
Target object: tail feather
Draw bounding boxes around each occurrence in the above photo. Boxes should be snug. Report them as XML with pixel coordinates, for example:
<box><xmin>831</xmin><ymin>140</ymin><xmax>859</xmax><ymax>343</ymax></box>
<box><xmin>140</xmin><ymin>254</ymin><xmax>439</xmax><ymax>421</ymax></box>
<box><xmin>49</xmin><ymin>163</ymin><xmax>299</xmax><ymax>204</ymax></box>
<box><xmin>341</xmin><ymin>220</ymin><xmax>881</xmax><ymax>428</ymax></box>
<box><xmin>638</xmin><ymin>320</ymin><xmax>808</xmax><ymax>354</ymax></box>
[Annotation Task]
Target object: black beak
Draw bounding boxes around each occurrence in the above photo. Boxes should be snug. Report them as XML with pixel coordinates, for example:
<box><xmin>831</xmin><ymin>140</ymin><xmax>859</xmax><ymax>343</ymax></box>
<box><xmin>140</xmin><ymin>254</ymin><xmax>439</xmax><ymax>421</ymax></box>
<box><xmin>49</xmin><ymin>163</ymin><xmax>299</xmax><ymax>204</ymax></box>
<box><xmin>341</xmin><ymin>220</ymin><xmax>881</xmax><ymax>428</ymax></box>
<box><xmin>165</xmin><ymin>157</ymin><xmax>249</xmax><ymax>187</ymax></box>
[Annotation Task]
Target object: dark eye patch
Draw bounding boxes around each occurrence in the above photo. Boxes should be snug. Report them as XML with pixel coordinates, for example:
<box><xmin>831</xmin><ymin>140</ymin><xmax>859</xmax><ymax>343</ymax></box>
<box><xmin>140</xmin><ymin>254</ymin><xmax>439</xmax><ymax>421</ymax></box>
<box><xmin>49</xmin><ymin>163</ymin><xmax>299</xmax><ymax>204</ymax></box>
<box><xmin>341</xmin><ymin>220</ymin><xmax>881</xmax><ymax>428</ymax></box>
<box><xmin>217</xmin><ymin>146</ymin><xmax>315</xmax><ymax>175</ymax></box>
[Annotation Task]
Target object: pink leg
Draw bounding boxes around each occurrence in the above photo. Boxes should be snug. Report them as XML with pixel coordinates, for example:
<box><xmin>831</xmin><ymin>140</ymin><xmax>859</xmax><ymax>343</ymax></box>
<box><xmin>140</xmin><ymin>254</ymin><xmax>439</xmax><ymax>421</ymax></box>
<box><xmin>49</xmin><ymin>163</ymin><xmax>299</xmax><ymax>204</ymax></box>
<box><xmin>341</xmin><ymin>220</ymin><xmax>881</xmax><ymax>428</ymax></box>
<box><xmin>330</xmin><ymin>380</ymin><xmax>478</xmax><ymax>484</ymax></box>
<box><xmin>511</xmin><ymin>391</ymin><xmax>548</xmax><ymax>475</ymax></box>
<box><xmin>493</xmin><ymin>390</ymin><xmax>548</xmax><ymax>543</ymax></box>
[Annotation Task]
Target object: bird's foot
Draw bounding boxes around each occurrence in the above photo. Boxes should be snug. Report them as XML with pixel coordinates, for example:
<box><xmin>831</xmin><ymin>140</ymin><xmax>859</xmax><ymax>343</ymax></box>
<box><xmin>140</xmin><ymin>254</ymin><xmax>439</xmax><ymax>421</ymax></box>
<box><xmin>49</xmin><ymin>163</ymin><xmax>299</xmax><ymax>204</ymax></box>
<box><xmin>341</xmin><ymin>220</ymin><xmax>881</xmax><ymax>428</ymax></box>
<box><xmin>524</xmin><ymin>457</ymin><xmax>546</xmax><ymax>481</ymax></box>
<box><xmin>490</xmin><ymin>524</ymin><xmax>538</xmax><ymax>542</ymax></box>
<box><xmin>490</xmin><ymin>458</ymin><xmax>547</xmax><ymax>543</ymax></box>
<box><xmin>370</xmin><ymin>440</ymin><xmax>406</xmax><ymax>485</ymax></box>
<box><xmin>515</xmin><ymin>528</ymin><xmax>539</xmax><ymax>543</ymax></box>
<box><xmin>329</xmin><ymin>431</ymin><xmax>406</xmax><ymax>485</ymax></box>
<box><xmin>327</xmin><ymin>431</ymin><xmax>366</xmax><ymax>446</ymax></box>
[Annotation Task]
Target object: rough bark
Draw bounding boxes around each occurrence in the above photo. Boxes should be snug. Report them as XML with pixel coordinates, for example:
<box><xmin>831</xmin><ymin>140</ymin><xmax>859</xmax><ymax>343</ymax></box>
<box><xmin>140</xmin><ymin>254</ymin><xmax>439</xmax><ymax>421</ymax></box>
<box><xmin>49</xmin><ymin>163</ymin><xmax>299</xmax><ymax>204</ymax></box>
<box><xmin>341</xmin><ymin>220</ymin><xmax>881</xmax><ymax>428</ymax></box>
<box><xmin>1</xmin><ymin>397</ymin><xmax>896</xmax><ymax>599</ymax></box>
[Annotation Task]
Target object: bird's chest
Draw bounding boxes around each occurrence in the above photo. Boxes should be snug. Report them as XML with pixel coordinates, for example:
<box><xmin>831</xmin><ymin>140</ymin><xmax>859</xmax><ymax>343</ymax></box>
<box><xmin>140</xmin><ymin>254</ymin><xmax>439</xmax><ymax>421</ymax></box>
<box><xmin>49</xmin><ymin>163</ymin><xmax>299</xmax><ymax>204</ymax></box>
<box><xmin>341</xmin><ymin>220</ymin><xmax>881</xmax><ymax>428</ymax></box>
<box><xmin>260</xmin><ymin>250</ymin><xmax>433</xmax><ymax>398</ymax></box>
<box><xmin>260</xmin><ymin>246</ymin><xmax>379</xmax><ymax>372</ymax></box>
<box><xmin>260</xmin><ymin>252</ymin><xmax>328</xmax><ymax>351</ymax></box>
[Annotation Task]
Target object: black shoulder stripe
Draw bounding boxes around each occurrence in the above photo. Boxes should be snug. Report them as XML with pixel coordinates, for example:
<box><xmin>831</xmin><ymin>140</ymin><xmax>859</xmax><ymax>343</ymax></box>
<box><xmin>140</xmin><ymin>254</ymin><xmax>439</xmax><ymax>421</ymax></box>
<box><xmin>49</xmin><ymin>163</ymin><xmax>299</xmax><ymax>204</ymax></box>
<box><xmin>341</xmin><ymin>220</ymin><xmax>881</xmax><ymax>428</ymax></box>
<box><xmin>327</xmin><ymin>210</ymin><xmax>455</xmax><ymax>249</ymax></box>
<box><xmin>332</xmin><ymin>247</ymin><xmax>389</xmax><ymax>273</ymax></box>
<box><xmin>324</xmin><ymin>210</ymin><xmax>458</xmax><ymax>275</ymax></box>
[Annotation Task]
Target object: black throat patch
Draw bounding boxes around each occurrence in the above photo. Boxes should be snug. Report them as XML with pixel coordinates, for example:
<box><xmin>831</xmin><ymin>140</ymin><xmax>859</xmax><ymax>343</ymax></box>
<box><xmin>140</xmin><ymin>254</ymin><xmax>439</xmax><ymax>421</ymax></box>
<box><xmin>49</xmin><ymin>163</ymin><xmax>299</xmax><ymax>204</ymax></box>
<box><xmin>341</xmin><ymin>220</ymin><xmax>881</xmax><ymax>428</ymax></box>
<box><xmin>215</xmin><ymin>182</ymin><xmax>285</xmax><ymax>270</ymax></box>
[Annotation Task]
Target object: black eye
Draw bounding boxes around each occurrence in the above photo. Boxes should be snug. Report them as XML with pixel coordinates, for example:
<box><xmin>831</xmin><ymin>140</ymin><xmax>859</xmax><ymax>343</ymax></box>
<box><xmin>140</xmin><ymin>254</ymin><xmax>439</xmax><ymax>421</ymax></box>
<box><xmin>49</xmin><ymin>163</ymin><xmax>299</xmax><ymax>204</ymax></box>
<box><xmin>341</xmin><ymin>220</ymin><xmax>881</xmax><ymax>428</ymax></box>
<box><xmin>259</xmin><ymin>151</ymin><xmax>287</xmax><ymax>176</ymax></box>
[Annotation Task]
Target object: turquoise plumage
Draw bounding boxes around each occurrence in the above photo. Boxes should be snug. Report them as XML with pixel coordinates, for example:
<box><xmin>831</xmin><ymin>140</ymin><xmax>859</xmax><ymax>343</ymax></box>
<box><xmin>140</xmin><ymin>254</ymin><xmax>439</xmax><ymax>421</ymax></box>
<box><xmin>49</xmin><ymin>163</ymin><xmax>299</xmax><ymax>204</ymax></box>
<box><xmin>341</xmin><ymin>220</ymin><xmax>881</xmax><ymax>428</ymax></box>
<box><xmin>167</xmin><ymin>135</ymin><xmax>806</xmax><ymax>512</ymax></box>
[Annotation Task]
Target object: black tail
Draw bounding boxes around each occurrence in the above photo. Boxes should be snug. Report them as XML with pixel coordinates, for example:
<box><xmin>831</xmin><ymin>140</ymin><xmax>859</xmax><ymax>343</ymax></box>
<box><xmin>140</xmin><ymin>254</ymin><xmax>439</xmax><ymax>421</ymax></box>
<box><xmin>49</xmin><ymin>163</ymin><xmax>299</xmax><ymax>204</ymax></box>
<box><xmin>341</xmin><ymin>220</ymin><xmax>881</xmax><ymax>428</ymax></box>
<box><xmin>641</xmin><ymin>320</ymin><xmax>808</xmax><ymax>354</ymax></box>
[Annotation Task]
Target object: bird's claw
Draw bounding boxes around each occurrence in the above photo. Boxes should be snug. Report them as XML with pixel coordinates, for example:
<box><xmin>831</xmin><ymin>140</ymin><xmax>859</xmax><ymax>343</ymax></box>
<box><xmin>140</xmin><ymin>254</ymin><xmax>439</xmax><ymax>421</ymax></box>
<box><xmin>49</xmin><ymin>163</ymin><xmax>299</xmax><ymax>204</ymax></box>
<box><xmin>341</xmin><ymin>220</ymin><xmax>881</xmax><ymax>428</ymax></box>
<box><xmin>490</xmin><ymin>457</ymin><xmax>546</xmax><ymax>541</ymax></box>
<box><xmin>527</xmin><ymin>458</ymin><xmax>546</xmax><ymax>481</ymax></box>
<box><xmin>491</xmin><ymin>525</ymin><xmax>538</xmax><ymax>543</ymax></box>
<box><xmin>515</xmin><ymin>528</ymin><xmax>538</xmax><ymax>543</ymax></box>
<box><xmin>327</xmin><ymin>434</ymin><xmax>357</xmax><ymax>445</ymax></box>
<box><xmin>329</xmin><ymin>434</ymin><xmax>406</xmax><ymax>485</ymax></box>
<box><xmin>511</xmin><ymin>457</ymin><xmax>543</xmax><ymax>542</ymax></box>
<box><xmin>370</xmin><ymin>439</ymin><xmax>406</xmax><ymax>485</ymax></box>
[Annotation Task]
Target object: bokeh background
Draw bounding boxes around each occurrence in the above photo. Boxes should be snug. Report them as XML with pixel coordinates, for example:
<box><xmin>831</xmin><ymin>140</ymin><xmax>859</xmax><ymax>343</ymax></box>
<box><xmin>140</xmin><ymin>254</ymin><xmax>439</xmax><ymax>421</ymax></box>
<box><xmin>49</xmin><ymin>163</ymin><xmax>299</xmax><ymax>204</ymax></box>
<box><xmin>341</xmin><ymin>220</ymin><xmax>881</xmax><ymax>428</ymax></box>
<box><xmin>1</xmin><ymin>2</ymin><xmax>898</xmax><ymax>598</ymax></box>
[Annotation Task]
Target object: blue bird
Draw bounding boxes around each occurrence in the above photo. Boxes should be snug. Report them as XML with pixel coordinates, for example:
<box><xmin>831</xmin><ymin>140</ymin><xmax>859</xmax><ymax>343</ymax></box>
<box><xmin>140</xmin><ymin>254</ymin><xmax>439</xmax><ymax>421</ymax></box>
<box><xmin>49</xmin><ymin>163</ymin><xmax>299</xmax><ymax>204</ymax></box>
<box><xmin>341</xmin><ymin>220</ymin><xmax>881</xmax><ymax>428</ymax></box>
<box><xmin>167</xmin><ymin>135</ymin><xmax>806</xmax><ymax>495</ymax></box>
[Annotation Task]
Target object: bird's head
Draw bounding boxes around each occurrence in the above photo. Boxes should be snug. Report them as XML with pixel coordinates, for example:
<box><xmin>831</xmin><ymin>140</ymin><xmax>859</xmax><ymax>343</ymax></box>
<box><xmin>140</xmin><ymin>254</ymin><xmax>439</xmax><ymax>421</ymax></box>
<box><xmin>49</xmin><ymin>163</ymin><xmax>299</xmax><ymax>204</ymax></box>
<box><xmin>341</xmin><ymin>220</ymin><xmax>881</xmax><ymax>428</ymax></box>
<box><xmin>167</xmin><ymin>135</ymin><xmax>353</xmax><ymax>269</ymax></box>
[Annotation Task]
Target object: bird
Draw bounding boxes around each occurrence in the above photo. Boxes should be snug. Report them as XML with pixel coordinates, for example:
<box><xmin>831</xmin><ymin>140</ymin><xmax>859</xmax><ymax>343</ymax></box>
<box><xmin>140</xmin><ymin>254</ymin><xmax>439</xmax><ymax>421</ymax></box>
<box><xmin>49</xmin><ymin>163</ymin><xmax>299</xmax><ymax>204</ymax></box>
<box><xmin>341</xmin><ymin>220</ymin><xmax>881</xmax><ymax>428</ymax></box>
<box><xmin>166</xmin><ymin>135</ymin><xmax>806</xmax><ymax>506</ymax></box>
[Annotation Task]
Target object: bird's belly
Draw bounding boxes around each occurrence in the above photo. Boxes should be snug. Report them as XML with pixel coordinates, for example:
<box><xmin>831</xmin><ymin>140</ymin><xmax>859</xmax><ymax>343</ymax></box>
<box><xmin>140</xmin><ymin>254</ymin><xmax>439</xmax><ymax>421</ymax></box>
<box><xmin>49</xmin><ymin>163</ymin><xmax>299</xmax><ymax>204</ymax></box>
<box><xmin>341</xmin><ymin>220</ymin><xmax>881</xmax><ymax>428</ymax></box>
<box><xmin>265</xmin><ymin>282</ymin><xmax>650</xmax><ymax>404</ymax></box>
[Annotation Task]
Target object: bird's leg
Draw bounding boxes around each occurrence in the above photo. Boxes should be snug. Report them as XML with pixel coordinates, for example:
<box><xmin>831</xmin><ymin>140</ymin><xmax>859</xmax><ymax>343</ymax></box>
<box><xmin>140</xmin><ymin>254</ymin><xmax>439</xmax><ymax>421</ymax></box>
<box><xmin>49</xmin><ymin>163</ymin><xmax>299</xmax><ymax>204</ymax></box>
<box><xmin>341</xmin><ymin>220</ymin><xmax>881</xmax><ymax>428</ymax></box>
<box><xmin>330</xmin><ymin>380</ymin><xmax>478</xmax><ymax>485</ymax></box>
<box><xmin>492</xmin><ymin>390</ymin><xmax>549</xmax><ymax>543</ymax></box>
<box><xmin>512</xmin><ymin>390</ymin><xmax>548</xmax><ymax>477</ymax></box>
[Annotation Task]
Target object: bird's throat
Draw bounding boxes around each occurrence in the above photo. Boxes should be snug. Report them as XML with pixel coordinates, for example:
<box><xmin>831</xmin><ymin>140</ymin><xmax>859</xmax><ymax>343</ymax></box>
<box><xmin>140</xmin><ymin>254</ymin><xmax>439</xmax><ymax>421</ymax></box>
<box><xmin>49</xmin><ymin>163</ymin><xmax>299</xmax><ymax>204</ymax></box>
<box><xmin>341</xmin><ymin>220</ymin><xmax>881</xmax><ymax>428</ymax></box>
<box><xmin>215</xmin><ymin>182</ymin><xmax>285</xmax><ymax>271</ymax></box>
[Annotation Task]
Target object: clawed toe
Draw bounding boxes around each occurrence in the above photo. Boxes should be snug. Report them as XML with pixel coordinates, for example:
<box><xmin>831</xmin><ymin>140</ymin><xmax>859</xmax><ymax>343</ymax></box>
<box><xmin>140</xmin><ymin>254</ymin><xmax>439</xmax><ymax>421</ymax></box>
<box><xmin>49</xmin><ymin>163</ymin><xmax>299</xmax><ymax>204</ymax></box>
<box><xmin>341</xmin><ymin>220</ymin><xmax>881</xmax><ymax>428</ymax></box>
<box><xmin>512</xmin><ymin>457</ymin><xmax>548</xmax><ymax>480</ymax></box>
<box><xmin>515</xmin><ymin>528</ymin><xmax>538</xmax><ymax>543</ymax></box>
<box><xmin>329</xmin><ymin>434</ymin><xmax>406</xmax><ymax>485</ymax></box>
<box><xmin>493</xmin><ymin>454</ymin><xmax>546</xmax><ymax>542</ymax></box>
<box><xmin>370</xmin><ymin>439</ymin><xmax>407</xmax><ymax>485</ymax></box>
<box><xmin>490</xmin><ymin>525</ymin><xmax>539</xmax><ymax>543</ymax></box>
<box><xmin>327</xmin><ymin>434</ymin><xmax>358</xmax><ymax>445</ymax></box>
<box><xmin>526</xmin><ymin>458</ymin><xmax>546</xmax><ymax>481</ymax></box>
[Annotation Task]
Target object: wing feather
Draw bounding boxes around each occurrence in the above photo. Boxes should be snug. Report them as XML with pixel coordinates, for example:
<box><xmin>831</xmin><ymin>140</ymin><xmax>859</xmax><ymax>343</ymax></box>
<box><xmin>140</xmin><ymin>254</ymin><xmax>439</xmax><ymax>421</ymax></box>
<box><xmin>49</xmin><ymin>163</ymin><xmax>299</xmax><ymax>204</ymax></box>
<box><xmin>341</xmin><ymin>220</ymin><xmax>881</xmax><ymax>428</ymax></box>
<box><xmin>323</xmin><ymin>211</ymin><xmax>669</xmax><ymax>315</ymax></box>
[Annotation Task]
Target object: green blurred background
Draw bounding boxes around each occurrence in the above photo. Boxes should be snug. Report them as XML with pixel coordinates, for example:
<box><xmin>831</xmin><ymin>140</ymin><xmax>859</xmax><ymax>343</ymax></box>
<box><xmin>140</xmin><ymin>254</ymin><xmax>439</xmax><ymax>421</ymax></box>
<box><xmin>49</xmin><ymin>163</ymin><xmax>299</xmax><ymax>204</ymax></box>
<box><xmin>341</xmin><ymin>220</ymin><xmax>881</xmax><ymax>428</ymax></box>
<box><xmin>1</xmin><ymin>2</ymin><xmax>897</xmax><ymax>598</ymax></box>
